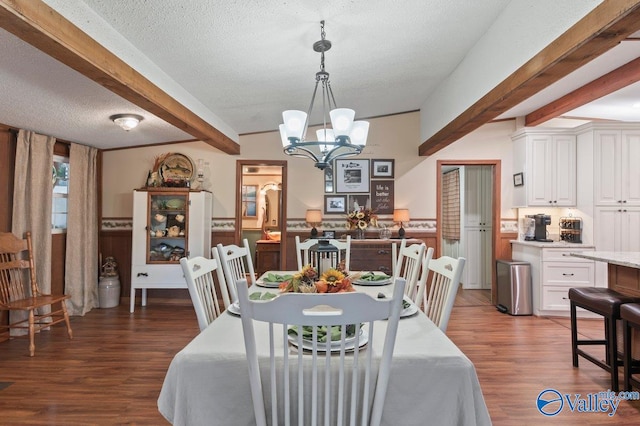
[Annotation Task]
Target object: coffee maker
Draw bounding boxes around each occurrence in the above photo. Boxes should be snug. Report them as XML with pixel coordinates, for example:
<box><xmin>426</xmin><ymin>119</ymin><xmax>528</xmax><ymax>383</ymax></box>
<box><xmin>534</xmin><ymin>214</ymin><xmax>552</xmax><ymax>242</ymax></box>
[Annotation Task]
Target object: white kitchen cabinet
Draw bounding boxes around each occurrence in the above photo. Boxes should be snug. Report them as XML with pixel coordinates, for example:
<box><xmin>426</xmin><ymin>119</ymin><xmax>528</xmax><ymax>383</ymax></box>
<box><xmin>594</xmin><ymin>207</ymin><xmax>640</xmax><ymax>253</ymax></box>
<box><xmin>594</xmin><ymin>129</ymin><xmax>640</xmax><ymax>207</ymax></box>
<box><xmin>130</xmin><ymin>189</ymin><xmax>212</xmax><ymax>312</ymax></box>
<box><xmin>511</xmin><ymin>242</ymin><xmax>596</xmax><ymax>317</ymax></box>
<box><xmin>512</xmin><ymin>130</ymin><xmax>576</xmax><ymax>207</ymax></box>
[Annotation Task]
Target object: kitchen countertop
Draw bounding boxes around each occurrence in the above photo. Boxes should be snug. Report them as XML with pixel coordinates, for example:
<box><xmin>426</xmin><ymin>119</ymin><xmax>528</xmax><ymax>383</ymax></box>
<box><xmin>570</xmin><ymin>251</ymin><xmax>640</xmax><ymax>269</ymax></box>
<box><xmin>510</xmin><ymin>240</ymin><xmax>596</xmax><ymax>249</ymax></box>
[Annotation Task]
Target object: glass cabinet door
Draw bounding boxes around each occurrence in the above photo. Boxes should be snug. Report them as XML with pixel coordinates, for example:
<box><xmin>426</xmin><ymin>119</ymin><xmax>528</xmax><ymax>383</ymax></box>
<box><xmin>147</xmin><ymin>192</ymin><xmax>189</xmax><ymax>263</ymax></box>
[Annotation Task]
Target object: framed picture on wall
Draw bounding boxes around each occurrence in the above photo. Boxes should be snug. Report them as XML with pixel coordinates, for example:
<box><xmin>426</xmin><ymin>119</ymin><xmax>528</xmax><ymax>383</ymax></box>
<box><xmin>371</xmin><ymin>159</ymin><xmax>394</xmax><ymax>178</ymax></box>
<box><xmin>347</xmin><ymin>194</ymin><xmax>371</xmax><ymax>212</ymax></box>
<box><xmin>370</xmin><ymin>180</ymin><xmax>394</xmax><ymax>214</ymax></box>
<box><xmin>324</xmin><ymin>167</ymin><xmax>334</xmax><ymax>193</ymax></box>
<box><xmin>324</xmin><ymin>195</ymin><xmax>347</xmax><ymax>214</ymax></box>
<box><xmin>335</xmin><ymin>159</ymin><xmax>370</xmax><ymax>193</ymax></box>
<box><xmin>513</xmin><ymin>172</ymin><xmax>524</xmax><ymax>187</ymax></box>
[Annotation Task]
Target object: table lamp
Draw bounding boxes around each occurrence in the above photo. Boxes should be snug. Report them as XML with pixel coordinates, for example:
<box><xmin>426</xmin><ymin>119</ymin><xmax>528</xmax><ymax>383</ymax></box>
<box><xmin>305</xmin><ymin>209</ymin><xmax>323</xmax><ymax>238</ymax></box>
<box><xmin>393</xmin><ymin>209</ymin><xmax>410</xmax><ymax>238</ymax></box>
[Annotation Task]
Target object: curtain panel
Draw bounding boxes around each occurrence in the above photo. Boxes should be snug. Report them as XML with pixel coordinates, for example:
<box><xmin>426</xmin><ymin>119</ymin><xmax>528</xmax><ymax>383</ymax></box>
<box><xmin>65</xmin><ymin>143</ymin><xmax>99</xmax><ymax>315</ymax></box>
<box><xmin>442</xmin><ymin>169</ymin><xmax>460</xmax><ymax>241</ymax></box>
<box><xmin>11</xmin><ymin>130</ymin><xmax>55</xmax><ymax>333</ymax></box>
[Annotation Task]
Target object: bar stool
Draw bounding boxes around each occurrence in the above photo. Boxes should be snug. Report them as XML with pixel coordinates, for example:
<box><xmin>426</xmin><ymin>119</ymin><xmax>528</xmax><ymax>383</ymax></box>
<box><xmin>569</xmin><ymin>287</ymin><xmax>640</xmax><ymax>392</ymax></box>
<box><xmin>621</xmin><ymin>303</ymin><xmax>640</xmax><ymax>391</ymax></box>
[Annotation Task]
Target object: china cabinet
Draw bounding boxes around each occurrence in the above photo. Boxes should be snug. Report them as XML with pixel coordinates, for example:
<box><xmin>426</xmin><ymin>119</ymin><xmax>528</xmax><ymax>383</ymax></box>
<box><xmin>130</xmin><ymin>189</ymin><xmax>212</xmax><ymax>312</ymax></box>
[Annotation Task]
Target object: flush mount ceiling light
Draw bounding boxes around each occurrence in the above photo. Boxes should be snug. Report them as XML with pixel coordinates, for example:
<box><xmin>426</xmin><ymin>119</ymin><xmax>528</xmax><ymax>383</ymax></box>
<box><xmin>110</xmin><ymin>114</ymin><xmax>143</xmax><ymax>131</ymax></box>
<box><xmin>279</xmin><ymin>21</ymin><xmax>369</xmax><ymax>171</ymax></box>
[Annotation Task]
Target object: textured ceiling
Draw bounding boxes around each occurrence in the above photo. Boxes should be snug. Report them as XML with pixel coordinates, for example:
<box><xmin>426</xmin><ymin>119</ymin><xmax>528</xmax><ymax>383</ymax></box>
<box><xmin>0</xmin><ymin>1</ymin><xmax>638</xmax><ymax>150</ymax></box>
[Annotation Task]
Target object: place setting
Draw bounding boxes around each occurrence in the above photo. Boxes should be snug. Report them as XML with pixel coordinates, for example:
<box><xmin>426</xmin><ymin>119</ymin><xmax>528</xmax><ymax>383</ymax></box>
<box><xmin>286</xmin><ymin>324</ymin><xmax>369</xmax><ymax>353</ymax></box>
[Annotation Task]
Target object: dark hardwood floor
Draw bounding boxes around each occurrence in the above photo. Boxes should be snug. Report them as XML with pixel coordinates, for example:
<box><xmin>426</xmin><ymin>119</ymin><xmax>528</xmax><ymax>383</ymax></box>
<box><xmin>1</xmin><ymin>291</ymin><xmax>639</xmax><ymax>425</ymax></box>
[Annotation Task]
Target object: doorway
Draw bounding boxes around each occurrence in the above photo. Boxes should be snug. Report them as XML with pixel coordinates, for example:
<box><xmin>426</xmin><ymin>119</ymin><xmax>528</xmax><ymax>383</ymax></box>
<box><xmin>436</xmin><ymin>160</ymin><xmax>501</xmax><ymax>303</ymax></box>
<box><xmin>235</xmin><ymin>160</ymin><xmax>287</xmax><ymax>270</ymax></box>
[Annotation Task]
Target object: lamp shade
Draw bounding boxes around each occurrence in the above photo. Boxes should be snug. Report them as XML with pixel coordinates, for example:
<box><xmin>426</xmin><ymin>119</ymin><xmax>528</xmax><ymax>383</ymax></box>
<box><xmin>349</xmin><ymin>121</ymin><xmax>369</xmax><ymax>146</ymax></box>
<box><xmin>279</xmin><ymin>124</ymin><xmax>289</xmax><ymax>148</ymax></box>
<box><xmin>305</xmin><ymin>209</ymin><xmax>323</xmax><ymax>224</ymax></box>
<box><xmin>282</xmin><ymin>110</ymin><xmax>307</xmax><ymax>140</ymax></box>
<box><xmin>329</xmin><ymin>108</ymin><xmax>355</xmax><ymax>137</ymax></box>
<box><xmin>393</xmin><ymin>209</ymin><xmax>410</xmax><ymax>223</ymax></box>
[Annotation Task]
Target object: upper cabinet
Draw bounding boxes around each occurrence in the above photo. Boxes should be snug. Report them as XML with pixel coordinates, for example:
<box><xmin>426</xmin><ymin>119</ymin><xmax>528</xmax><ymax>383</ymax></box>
<box><xmin>512</xmin><ymin>130</ymin><xmax>576</xmax><ymax>208</ymax></box>
<box><xmin>594</xmin><ymin>129</ymin><xmax>640</xmax><ymax>207</ymax></box>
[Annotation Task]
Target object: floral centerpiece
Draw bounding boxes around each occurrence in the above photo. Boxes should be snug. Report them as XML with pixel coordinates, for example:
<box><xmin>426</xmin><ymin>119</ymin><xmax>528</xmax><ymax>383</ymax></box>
<box><xmin>279</xmin><ymin>263</ymin><xmax>354</xmax><ymax>294</ymax></box>
<box><xmin>346</xmin><ymin>207</ymin><xmax>378</xmax><ymax>239</ymax></box>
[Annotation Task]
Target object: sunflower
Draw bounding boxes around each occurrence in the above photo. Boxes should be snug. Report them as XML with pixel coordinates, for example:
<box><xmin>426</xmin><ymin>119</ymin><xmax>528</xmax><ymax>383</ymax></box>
<box><xmin>320</xmin><ymin>268</ymin><xmax>345</xmax><ymax>283</ymax></box>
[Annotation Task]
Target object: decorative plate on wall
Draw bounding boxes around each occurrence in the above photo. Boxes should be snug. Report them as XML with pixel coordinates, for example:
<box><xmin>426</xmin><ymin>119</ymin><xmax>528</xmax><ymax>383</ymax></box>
<box><xmin>159</xmin><ymin>153</ymin><xmax>195</xmax><ymax>183</ymax></box>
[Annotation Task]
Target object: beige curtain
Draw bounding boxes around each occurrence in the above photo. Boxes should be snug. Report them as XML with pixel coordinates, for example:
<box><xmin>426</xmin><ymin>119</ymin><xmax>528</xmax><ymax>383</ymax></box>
<box><xmin>65</xmin><ymin>143</ymin><xmax>99</xmax><ymax>315</ymax></box>
<box><xmin>11</xmin><ymin>129</ymin><xmax>55</xmax><ymax>333</ymax></box>
<box><xmin>442</xmin><ymin>169</ymin><xmax>460</xmax><ymax>241</ymax></box>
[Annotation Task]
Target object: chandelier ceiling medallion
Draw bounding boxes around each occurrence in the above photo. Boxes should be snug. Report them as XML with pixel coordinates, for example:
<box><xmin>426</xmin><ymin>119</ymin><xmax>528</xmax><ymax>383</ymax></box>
<box><xmin>279</xmin><ymin>21</ymin><xmax>369</xmax><ymax>171</ymax></box>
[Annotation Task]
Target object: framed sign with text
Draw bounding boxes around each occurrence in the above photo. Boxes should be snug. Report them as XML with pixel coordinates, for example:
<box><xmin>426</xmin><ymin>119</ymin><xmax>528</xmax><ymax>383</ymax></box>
<box><xmin>335</xmin><ymin>159</ymin><xmax>370</xmax><ymax>193</ymax></box>
<box><xmin>370</xmin><ymin>180</ymin><xmax>394</xmax><ymax>214</ymax></box>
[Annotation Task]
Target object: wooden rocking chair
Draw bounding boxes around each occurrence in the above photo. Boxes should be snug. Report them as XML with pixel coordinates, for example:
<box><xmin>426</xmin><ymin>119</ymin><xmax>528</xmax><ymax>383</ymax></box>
<box><xmin>0</xmin><ymin>232</ymin><xmax>73</xmax><ymax>356</ymax></box>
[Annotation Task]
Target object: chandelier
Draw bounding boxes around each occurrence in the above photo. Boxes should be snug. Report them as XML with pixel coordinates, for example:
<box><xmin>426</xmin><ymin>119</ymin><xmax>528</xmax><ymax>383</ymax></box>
<box><xmin>279</xmin><ymin>21</ymin><xmax>369</xmax><ymax>171</ymax></box>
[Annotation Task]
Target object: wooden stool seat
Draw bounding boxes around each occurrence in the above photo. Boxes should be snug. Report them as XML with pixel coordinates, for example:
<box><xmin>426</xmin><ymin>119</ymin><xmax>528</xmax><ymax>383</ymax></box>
<box><xmin>569</xmin><ymin>287</ymin><xmax>640</xmax><ymax>392</ymax></box>
<box><xmin>621</xmin><ymin>303</ymin><xmax>640</xmax><ymax>391</ymax></box>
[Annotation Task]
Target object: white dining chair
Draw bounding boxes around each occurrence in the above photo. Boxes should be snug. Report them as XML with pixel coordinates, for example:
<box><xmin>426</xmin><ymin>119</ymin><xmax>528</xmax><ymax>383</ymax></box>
<box><xmin>236</xmin><ymin>276</ymin><xmax>406</xmax><ymax>426</ymax></box>
<box><xmin>179</xmin><ymin>256</ymin><xmax>226</xmax><ymax>332</ymax></box>
<box><xmin>392</xmin><ymin>239</ymin><xmax>426</xmax><ymax>304</ymax></box>
<box><xmin>415</xmin><ymin>246</ymin><xmax>435</xmax><ymax>311</ymax></box>
<box><xmin>295</xmin><ymin>235</ymin><xmax>318</xmax><ymax>270</ymax></box>
<box><xmin>215</xmin><ymin>239</ymin><xmax>257</xmax><ymax>305</ymax></box>
<box><xmin>424</xmin><ymin>256</ymin><xmax>466</xmax><ymax>333</ymax></box>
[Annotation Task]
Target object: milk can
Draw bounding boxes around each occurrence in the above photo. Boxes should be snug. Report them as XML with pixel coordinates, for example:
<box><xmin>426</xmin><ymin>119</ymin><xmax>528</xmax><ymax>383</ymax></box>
<box><xmin>99</xmin><ymin>256</ymin><xmax>121</xmax><ymax>308</ymax></box>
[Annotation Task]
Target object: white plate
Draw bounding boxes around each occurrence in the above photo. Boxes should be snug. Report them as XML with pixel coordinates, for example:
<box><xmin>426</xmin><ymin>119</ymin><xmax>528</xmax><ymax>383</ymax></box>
<box><xmin>401</xmin><ymin>301</ymin><xmax>419</xmax><ymax>318</ymax></box>
<box><xmin>289</xmin><ymin>330</ymin><xmax>369</xmax><ymax>353</ymax></box>
<box><xmin>255</xmin><ymin>280</ymin><xmax>284</xmax><ymax>288</ymax></box>
<box><xmin>227</xmin><ymin>301</ymin><xmax>241</xmax><ymax>316</ymax></box>
<box><xmin>352</xmin><ymin>276</ymin><xmax>392</xmax><ymax>286</ymax></box>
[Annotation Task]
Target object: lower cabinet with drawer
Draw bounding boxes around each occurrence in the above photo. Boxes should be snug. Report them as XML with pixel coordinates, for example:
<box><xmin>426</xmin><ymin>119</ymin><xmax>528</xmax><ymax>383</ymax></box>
<box><xmin>511</xmin><ymin>242</ymin><xmax>597</xmax><ymax>317</ymax></box>
<box><xmin>349</xmin><ymin>239</ymin><xmax>423</xmax><ymax>274</ymax></box>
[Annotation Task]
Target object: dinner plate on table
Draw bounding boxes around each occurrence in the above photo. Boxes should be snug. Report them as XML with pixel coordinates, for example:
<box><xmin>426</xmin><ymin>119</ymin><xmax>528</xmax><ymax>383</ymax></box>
<box><xmin>256</xmin><ymin>272</ymin><xmax>294</xmax><ymax>288</ymax></box>
<box><xmin>352</xmin><ymin>275</ymin><xmax>392</xmax><ymax>286</ymax></box>
<box><xmin>400</xmin><ymin>298</ymin><xmax>419</xmax><ymax>318</ymax></box>
<box><xmin>227</xmin><ymin>301</ymin><xmax>241</xmax><ymax>316</ymax></box>
<box><xmin>288</xmin><ymin>329</ymin><xmax>368</xmax><ymax>353</ymax></box>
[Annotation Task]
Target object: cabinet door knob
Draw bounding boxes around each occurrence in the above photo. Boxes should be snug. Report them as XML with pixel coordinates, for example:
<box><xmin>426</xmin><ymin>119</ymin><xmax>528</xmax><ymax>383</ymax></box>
<box><xmin>137</xmin><ymin>272</ymin><xmax>148</xmax><ymax>277</ymax></box>
<box><xmin>562</xmin><ymin>273</ymin><xmax>574</xmax><ymax>277</ymax></box>
<box><xmin>562</xmin><ymin>253</ymin><xmax>570</xmax><ymax>256</ymax></box>
<box><xmin>379</xmin><ymin>266</ymin><xmax>389</xmax><ymax>272</ymax></box>
<box><xmin>623</xmin><ymin>200</ymin><xmax>627</xmax><ymax>203</ymax></box>
<box><xmin>377</xmin><ymin>250</ymin><xmax>389</xmax><ymax>255</ymax></box>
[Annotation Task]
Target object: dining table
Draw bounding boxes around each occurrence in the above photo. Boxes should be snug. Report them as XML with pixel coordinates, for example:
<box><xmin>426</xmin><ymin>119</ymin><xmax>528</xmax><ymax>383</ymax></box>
<box><xmin>158</xmin><ymin>271</ymin><xmax>491</xmax><ymax>426</ymax></box>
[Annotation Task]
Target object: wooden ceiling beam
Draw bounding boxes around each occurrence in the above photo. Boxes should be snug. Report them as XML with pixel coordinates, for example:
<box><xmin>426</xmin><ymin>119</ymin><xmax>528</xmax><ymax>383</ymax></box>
<box><xmin>525</xmin><ymin>56</ymin><xmax>640</xmax><ymax>126</ymax></box>
<box><xmin>0</xmin><ymin>0</ymin><xmax>240</xmax><ymax>154</ymax></box>
<box><xmin>419</xmin><ymin>0</ymin><xmax>640</xmax><ymax>157</ymax></box>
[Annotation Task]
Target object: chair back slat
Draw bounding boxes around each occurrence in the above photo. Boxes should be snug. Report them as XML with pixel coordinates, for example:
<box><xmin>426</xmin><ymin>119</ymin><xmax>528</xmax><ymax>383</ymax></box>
<box><xmin>424</xmin><ymin>256</ymin><xmax>466</xmax><ymax>332</ymax></box>
<box><xmin>215</xmin><ymin>239</ymin><xmax>256</xmax><ymax>304</ymax></box>
<box><xmin>237</xmin><ymin>277</ymin><xmax>406</xmax><ymax>426</ymax></box>
<box><xmin>0</xmin><ymin>247</ymin><xmax>30</xmax><ymax>304</ymax></box>
<box><xmin>416</xmin><ymin>247</ymin><xmax>435</xmax><ymax>311</ymax></box>
<box><xmin>180</xmin><ymin>256</ymin><xmax>226</xmax><ymax>331</ymax></box>
<box><xmin>393</xmin><ymin>239</ymin><xmax>426</xmax><ymax>303</ymax></box>
<box><xmin>327</xmin><ymin>237</ymin><xmax>351</xmax><ymax>271</ymax></box>
<box><xmin>295</xmin><ymin>236</ymin><xmax>318</xmax><ymax>270</ymax></box>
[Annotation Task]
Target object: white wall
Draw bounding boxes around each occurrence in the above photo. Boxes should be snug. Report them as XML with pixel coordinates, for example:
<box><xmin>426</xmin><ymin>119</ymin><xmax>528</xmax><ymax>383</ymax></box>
<box><xmin>102</xmin><ymin>112</ymin><xmax>519</xmax><ymax>221</ymax></box>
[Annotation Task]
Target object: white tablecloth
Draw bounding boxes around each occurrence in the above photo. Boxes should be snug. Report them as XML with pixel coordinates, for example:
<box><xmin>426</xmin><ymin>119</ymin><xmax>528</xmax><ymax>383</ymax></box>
<box><xmin>158</xmin><ymin>274</ymin><xmax>491</xmax><ymax>426</ymax></box>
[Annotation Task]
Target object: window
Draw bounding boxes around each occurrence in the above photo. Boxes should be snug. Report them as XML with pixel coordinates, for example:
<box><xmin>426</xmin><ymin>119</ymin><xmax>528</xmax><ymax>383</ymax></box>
<box><xmin>52</xmin><ymin>155</ymin><xmax>69</xmax><ymax>232</ymax></box>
